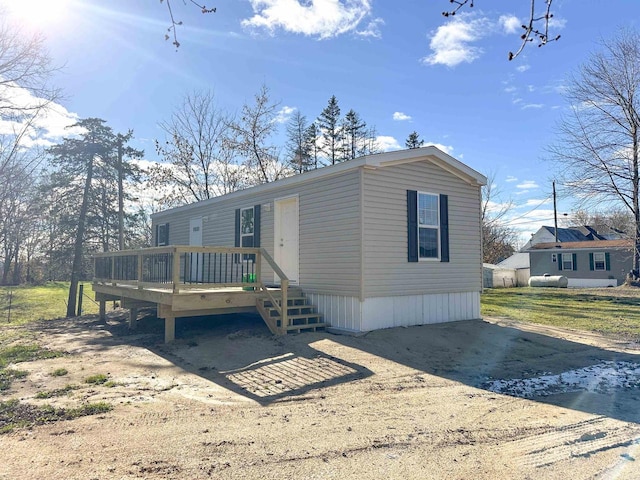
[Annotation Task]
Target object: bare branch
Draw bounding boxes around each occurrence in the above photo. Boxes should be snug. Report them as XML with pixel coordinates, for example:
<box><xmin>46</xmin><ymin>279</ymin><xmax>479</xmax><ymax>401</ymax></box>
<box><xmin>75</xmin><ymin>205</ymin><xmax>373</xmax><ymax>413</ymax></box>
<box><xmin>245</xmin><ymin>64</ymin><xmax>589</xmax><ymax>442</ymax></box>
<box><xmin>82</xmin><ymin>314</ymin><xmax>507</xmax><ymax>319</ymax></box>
<box><xmin>161</xmin><ymin>0</ymin><xmax>216</xmax><ymax>50</ymax></box>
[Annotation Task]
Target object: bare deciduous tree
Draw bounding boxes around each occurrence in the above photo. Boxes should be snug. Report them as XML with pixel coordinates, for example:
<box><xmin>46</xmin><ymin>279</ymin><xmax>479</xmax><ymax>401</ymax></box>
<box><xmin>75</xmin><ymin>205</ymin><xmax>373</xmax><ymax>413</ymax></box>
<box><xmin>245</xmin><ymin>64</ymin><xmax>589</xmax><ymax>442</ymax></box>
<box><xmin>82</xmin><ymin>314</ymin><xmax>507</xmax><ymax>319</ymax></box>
<box><xmin>150</xmin><ymin>90</ymin><xmax>241</xmax><ymax>207</ymax></box>
<box><xmin>550</xmin><ymin>29</ymin><xmax>640</xmax><ymax>275</ymax></box>
<box><xmin>228</xmin><ymin>84</ymin><xmax>288</xmax><ymax>185</ymax></box>
<box><xmin>481</xmin><ymin>172</ymin><xmax>517</xmax><ymax>264</ymax></box>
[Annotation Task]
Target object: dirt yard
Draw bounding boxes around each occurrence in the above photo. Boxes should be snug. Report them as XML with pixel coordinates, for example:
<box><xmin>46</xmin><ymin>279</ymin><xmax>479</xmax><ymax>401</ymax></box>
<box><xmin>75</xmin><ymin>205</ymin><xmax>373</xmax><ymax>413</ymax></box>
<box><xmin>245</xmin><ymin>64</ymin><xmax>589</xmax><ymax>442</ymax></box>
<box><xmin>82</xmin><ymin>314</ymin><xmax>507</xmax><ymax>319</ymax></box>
<box><xmin>2</xmin><ymin>311</ymin><xmax>640</xmax><ymax>479</ymax></box>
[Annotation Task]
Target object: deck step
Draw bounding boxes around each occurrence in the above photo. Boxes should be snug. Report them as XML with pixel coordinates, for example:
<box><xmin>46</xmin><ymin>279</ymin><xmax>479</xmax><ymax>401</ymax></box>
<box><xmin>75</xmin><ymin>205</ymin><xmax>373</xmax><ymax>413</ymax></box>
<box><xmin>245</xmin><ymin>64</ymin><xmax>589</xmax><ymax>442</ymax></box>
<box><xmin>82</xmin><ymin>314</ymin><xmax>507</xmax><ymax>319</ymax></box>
<box><xmin>256</xmin><ymin>288</ymin><xmax>324</xmax><ymax>335</ymax></box>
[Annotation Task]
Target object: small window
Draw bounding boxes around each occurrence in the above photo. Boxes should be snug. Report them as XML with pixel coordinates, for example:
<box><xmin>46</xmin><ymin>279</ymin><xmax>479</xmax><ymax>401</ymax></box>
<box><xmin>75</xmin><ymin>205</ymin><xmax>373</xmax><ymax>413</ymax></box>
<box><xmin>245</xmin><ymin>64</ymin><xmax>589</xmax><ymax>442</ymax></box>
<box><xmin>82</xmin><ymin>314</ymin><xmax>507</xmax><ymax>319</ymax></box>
<box><xmin>593</xmin><ymin>252</ymin><xmax>606</xmax><ymax>271</ymax></box>
<box><xmin>562</xmin><ymin>254</ymin><xmax>573</xmax><ymax>271</ymax></box>
<box><xmin>551</xmin><ymin>253</ymin><xmax>557</xmax><ymax>263</ymax></box>
<box><xmin>418</xmin><ymin>192</ymin><xmax>439</xmax><ymax>259</ymax></box>
<box><xmin>240</xmin><ymin>207</ymin><xmax>255</xmax><ymax>262</ymax></box>
<box><xmin>240</xmin><ymin>207</ymin><xmax>254</xmax><ymax>248</ymax></box>
<box><xmin>156</xmin><ymin>223</ymin><xmax>169</xmax><ymax>246</ymax></box>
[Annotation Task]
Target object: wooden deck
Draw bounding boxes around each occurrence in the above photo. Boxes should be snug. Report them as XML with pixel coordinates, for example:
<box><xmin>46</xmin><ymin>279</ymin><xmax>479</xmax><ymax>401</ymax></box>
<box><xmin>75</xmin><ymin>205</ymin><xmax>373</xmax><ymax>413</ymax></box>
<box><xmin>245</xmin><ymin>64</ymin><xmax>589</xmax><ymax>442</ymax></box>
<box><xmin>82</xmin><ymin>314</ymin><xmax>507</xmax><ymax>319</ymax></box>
<box><xmin>92</xmin><ymin>246</ymin><xmax>324</xmax><ymax>342</ymax></box>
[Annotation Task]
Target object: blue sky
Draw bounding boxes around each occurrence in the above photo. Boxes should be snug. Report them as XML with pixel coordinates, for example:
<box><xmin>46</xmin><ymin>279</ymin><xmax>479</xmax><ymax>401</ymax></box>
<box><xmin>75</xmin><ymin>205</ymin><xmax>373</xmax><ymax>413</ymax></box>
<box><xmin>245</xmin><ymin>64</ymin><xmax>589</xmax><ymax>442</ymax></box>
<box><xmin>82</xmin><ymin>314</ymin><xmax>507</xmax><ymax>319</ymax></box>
<box><xmin>4</xmin><ymin>0</ymin><xmax>640</xmax><ymax>244</ymax></box>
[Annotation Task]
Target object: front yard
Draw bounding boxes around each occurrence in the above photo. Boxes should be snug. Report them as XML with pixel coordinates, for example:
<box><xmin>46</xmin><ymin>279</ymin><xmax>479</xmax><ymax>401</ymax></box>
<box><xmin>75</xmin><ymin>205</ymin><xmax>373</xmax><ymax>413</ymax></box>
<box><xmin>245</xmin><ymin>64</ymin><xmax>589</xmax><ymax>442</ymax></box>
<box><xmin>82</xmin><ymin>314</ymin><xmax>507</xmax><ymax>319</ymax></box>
<box><xmin>481</xmin><ymin>286</ymin><xmax>640</xmax><ymax>341</ymax></box>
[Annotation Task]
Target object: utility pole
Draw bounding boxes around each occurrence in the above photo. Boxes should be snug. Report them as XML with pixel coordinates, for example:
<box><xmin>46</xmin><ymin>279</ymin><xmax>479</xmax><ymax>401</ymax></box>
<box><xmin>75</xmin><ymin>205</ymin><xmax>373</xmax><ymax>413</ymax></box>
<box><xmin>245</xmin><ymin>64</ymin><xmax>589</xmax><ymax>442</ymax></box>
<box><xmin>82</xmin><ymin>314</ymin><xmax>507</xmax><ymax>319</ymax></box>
<box><xmin>553</xmin><ymin>180</ymin><xmax>558</xmax><ymax>243</ymax></box>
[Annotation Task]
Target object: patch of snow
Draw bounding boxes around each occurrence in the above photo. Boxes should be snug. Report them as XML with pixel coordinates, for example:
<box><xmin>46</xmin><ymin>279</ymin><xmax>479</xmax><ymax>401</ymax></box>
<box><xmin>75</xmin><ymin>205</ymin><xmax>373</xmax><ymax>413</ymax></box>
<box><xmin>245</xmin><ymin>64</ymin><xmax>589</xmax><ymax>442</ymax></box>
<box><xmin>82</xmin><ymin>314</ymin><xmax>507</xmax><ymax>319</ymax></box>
<box><xmin>484</xmin><ymin>361</ymin><xmax>640</xmax><ymax>398</ymax></box>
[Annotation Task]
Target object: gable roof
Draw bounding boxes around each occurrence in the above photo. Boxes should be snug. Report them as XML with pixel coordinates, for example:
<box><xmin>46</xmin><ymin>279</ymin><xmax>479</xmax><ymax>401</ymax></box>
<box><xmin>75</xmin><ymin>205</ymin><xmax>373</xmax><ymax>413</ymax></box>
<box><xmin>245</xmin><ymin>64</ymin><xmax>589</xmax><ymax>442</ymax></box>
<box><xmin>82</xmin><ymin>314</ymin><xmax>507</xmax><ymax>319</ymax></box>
<box><xmin>530</xmin><ymin>239</ymin><xmax>632</xmax><ymax>251</ymax></box>
<box><xmin>541</xmin><ymin>226</ymin><xmax>604</xmax><ymax>242</ymax></box>
<box><xmin>153</xmin><ymin>146</ymin><xmax>487</xmax><ymax>219</ymax></box>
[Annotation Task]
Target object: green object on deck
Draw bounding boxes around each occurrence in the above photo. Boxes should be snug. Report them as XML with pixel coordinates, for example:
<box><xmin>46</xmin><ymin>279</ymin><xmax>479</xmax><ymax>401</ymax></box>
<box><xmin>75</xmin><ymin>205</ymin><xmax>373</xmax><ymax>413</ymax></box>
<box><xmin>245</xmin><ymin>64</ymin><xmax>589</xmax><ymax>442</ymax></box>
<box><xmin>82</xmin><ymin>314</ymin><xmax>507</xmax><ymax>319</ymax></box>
<box><xmin>242</xmin><ymin>273</ymin><xmax>256</xmax><ymax>291</ymax></box>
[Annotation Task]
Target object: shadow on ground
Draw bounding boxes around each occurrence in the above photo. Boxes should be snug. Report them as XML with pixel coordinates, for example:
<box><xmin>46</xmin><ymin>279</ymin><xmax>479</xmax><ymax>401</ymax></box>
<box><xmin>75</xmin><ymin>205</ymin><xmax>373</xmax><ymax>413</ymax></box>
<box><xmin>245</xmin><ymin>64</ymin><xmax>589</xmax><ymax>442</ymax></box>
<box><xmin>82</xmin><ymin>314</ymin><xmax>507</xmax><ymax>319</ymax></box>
<box><xmin>41</xmin><ymin>311</ymin><xmax>640</xmax><ymax>422</ymax></box>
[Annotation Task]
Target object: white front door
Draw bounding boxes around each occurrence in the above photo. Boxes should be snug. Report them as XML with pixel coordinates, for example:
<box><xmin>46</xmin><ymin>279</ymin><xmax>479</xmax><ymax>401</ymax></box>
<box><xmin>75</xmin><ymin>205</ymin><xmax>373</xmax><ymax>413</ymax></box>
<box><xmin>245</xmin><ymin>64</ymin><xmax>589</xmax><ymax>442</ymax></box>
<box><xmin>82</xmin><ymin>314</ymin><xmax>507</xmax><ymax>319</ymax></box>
<box><xmin>274</xmin><ymin>196</ymin><xmax>299</xmax><ymax>285</ymax></box>
<box><xmin>189</xmin><ymin>218</ymin><xmax>203</xmax><ymax>282</ymax></box>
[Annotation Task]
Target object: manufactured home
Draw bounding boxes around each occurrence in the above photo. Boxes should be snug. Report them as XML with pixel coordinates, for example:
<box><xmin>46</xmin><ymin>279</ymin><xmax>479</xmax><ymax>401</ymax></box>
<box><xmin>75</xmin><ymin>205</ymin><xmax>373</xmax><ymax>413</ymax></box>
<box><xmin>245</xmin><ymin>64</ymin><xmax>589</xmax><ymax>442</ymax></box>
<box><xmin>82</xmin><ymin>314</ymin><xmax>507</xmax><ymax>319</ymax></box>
<box><xmin>92</xmin><ymin>146</ymin><xmax>486</xmax><ymax>341</ymax></box>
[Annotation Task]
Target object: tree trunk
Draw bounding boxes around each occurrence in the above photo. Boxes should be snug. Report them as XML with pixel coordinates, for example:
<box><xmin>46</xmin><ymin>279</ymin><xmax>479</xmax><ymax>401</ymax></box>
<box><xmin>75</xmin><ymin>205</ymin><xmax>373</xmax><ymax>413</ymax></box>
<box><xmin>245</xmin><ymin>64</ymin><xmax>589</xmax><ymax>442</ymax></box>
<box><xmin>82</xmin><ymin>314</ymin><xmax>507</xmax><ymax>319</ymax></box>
<box><xmin>66</xmin><ymin>154</ymin><xmax>94</xmax><ymax>318</ymax></box>
<box><xmin>634</xmin><ymin>129</ymin><xmax>640</xmax><ymax>275</ymax></box>
<box><xmin>117</xmin><ymin>137</ymin><xmax>125</xmax><ymax>250</ymax></box>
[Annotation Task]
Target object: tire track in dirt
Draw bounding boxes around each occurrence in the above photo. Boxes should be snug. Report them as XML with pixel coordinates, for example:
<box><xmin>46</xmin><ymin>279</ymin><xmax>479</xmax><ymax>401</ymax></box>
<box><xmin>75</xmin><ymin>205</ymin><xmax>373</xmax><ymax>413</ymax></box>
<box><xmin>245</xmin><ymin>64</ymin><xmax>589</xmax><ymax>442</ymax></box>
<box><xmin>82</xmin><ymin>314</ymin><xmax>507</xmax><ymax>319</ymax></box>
<box><xmin>504</xmin><ymin>416</ymin><xmax>640</xmax><ymax>469</ymax></box>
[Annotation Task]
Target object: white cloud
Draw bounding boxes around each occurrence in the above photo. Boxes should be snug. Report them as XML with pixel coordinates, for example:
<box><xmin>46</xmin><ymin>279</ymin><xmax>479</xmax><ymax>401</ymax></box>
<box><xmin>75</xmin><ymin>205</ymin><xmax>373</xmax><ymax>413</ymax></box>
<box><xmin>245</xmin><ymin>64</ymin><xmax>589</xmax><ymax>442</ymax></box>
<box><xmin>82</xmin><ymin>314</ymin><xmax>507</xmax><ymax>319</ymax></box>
<box><xmin>499</xmin><ymin>14</ymin><xmax>520</xmax><ymax>34</ymax></box>
<box><xmin>425</xmin><ymin>142</ymin><xmax>454</xmax><ymax>155</ymax></box>
<box><xmin>517</xmin><ymin>180</ymin><xmax>539</xmax><ymax>189</ymax></box>
<box><xmin>548</xmin><ymin>17</ymin><xmax>567</xmax><ymax>30</ymax></box>
<box><xmin>242</xmin><ymin>0</ymin><xmax>372</xmax><ymax>39</ymax></box>
<box><xmin>505</xmin><ymin>175</ymin><xmax>518</xmax><ymax>183</ymax></box>
<box><xmin>356</xmin><ymin>17</ymin><xmax>384</xmax><ymax>38</ymax></box>
<box><xmin>0</xmin><ymin>83</ymin><xmax>80</xmax><ymax>147</ymax></box>
<box><xmin>522</xmin><ymin>103</ymin><xmax>543</xmax><ymax>109</ymax></box>
<box><xmin>274</xmin><ymin>105</ymin><xmax>295</xmax><ymax>123</ymax></box>
<box><xmin>375</xmin><ymin>135</ymin><xmax>401</xmax><ymax>152</ymax></box>
<box><xmin>522</xmin><ymin>198</ymin><xmax>551</xmax><ymax>207</ymax></box>
<box><xmin>422</xmin><ymin>14</ymin><xmax>490</xmax><ymax>67</ymax></box>
<box><xmin>504</xmin><ymin>85</ymin><xmax>517</xmax><ymax>93</ymax></box>
<box><xmin>516</xmin><ymin>64</ymin><xmax>530</xmax><ymax>73</ymax></box>
<box><xmin>392</xmin><ymin>111</ymin><xmax>411</xmax><ymax>121</ymax></box>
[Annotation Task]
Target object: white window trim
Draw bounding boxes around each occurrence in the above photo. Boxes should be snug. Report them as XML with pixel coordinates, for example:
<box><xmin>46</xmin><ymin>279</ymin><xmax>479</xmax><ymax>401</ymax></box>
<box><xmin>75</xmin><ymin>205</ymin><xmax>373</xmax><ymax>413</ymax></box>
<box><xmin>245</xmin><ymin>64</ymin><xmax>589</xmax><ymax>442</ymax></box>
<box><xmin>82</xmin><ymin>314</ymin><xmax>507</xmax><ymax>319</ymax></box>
<box><xmin>593</xmin><ymin>252</ymin><xmax>606</xmax><ymax>271</ymax></box>
<box><xmin>417</xmin><ymin>191</ymin><xmax>440</xmax><ymax>261</ymax></box>
<box><xmin>561</xmin><ymin>253</ymin><xmax>573</xmax><ymax>271</ymax></box>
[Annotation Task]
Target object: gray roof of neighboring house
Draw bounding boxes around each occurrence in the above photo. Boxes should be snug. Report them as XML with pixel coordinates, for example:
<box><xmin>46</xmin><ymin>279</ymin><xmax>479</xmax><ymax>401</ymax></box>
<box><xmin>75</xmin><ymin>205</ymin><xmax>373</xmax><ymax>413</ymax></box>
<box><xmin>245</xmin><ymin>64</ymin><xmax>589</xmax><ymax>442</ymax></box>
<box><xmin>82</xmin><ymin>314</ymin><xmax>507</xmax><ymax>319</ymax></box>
<box><xmin>542</xmin><ymin>226</ymin><xmax>601</xmax><ymax>242</ymax></box>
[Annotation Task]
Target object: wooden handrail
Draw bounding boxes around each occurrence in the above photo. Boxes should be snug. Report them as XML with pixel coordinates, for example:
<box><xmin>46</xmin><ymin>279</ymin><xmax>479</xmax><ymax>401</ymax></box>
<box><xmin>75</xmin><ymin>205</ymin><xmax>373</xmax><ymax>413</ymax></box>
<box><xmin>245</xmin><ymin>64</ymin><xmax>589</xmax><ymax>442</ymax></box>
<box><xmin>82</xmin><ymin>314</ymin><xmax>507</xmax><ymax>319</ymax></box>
<box><xmin>92</xmin><ymin>245</ymin><xmax>291</xmax><ymax>334</ymax></box>
<box><xmin>258</xmin><ymin>248</ymin><xmax>289</xmax><ymax>334</ymax></box>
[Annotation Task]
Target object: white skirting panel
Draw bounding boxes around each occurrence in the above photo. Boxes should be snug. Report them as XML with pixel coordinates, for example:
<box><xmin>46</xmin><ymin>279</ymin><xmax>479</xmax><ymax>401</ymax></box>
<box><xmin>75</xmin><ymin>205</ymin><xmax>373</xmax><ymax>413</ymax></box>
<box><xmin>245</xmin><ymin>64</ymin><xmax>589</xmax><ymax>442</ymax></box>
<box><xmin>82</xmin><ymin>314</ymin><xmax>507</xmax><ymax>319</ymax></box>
<box><xmin>306</xmin><ymin>293</ymin><xmax>363</xmax><ymax>332</ymax></box>
<box><xmin>307</xmin><ymin>291</ymin><xmax>481</xmax><ymax>333</ymax></box>
<box><xmin>361</xmin><ymin>291</ymin><xmax>480</xmax><ymax>332</ymax></box>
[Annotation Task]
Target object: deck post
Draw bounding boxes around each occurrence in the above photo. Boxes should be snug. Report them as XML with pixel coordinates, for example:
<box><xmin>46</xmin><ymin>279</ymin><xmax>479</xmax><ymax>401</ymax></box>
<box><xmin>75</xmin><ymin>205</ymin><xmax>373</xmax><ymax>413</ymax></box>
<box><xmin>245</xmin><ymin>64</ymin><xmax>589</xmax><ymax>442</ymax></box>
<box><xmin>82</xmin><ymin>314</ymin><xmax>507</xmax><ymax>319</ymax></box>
<box><xmin>99</xmin><ymin>300</ymin><xmax>106</xmax><ymax>321</ymax></box>
<box><xmin>280</xmin><ymin>279</ymin><xmax>288</xmax><ymax>335</ymax></box>
<box><xmin>164</xmin><ymin>316</ymin><xmax>175</xmax><ymax>343</ymax></box>
<box><xmin>137</xmin><ymin>251</ymin><xmax>143</xmax><ymax>289</ymax></box>
<box><xmin>129</xmin><ymin>307</ymin><xmax>138</xmax><ymax>330</ymax></box>
<box><xmin>172</xmin><ymin>247</ymin><xmax>180</xmax><ymax>293</ymax></box>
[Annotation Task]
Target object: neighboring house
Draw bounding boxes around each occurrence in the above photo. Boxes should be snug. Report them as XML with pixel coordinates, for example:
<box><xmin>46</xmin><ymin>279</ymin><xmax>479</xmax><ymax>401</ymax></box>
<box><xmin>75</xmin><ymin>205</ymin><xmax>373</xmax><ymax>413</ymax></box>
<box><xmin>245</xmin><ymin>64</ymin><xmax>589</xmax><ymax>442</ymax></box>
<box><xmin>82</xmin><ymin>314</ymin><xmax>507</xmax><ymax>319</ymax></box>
<box><xmin>150</xmin><ymin>146</ymin><xmax>487</xmax><ymax>333</ymax></box>
<box><xmin>528</xmin><ymin>240</ymin><xmax>633</xmax><ymax>287</ymax></box>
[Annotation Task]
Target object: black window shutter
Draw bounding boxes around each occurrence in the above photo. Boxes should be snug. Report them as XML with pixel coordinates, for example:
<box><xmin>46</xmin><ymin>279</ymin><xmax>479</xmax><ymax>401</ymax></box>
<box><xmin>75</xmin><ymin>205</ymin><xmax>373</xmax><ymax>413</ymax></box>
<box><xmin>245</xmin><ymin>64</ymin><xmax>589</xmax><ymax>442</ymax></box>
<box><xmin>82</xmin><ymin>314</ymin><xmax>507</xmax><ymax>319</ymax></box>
<box><xmin>572</xmin><ymin>253</ymin><xmax>577</xmax><ymax>270</ymax></box>
<box><xmin>407</xmin><ymin>190</ymin><xmax>418</xmax><ymax>262</ymax></box>
<box><xmin>439</xmin><ymin>194</ymin><xmax>449</xmax><ymax>263</ymax></box>
<box><xmin>605</xmin><ymin>252</ymin><xmax>611</xmax><ymax>271</ymax></box>
<box><xmin>589</xmin><ymin>253</ymin><xmax>594</xmax><ymax>271</ymax></box>
<box><xmin>253</xmin><ymin>205</ymin><xmax>261</xmax><ymax>248</ymax></box>
<box><xmin>154</xmin><ymin>224</ymin><xmax>159</xmax><ymax>247</ymax></box>
<box><xmin>164</xmin><ymin>224</ymin><xmax>169</xmax><ymax>246</ymax></box>
<box><xmin>558</xmin><ymin>253</ymin><xmax>563</xmax><ymax>271</ymax></box>
<box><xmin>234</xmin><ymin>209</ymin><xmax>241</xmax><ymax>248</ymax></box>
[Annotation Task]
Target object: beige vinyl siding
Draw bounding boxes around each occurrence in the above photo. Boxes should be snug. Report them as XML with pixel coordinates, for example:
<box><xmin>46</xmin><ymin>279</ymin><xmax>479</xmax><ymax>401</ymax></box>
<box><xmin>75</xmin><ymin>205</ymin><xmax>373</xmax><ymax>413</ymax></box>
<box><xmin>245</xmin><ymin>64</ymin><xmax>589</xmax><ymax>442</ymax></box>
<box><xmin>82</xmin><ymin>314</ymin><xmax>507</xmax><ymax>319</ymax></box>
<box><xmin>152</xmin><ymin>169</ymin><xmax>362</xmax><ymax>296</ymax></box>
<box><xmin>362</xmin><ymin>161</ymin><xmax>482</xmax><ymax>297</ymax></box>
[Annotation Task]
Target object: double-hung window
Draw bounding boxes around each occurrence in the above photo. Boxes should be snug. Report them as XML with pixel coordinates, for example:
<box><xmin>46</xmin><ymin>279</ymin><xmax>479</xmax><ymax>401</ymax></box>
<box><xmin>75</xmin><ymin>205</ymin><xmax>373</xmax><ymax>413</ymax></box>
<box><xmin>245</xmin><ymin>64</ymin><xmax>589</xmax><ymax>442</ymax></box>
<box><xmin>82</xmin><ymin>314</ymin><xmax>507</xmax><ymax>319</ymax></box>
<box><xmin>418</xmin><ymin>192</ymin><xmax>439</xmax><ymax>259</ymax></box>
<box><xmin>240</xmin><ymin>207</ymin><xmax>254</xmax><ymax>249</ymax></box>
<box><xmin>562</xmin><ymin>254</ymin><xmax>573</xmax><ymax>271</ymax></box>
<box><xmin>240</xmin><ymin>207</ymin><xmax>255</xmax><ymax>262</ymax></box>
<box><xmin>593</xmin><ymin>252</ymin><xmax>606</xmax><ymax>271</ymax></box>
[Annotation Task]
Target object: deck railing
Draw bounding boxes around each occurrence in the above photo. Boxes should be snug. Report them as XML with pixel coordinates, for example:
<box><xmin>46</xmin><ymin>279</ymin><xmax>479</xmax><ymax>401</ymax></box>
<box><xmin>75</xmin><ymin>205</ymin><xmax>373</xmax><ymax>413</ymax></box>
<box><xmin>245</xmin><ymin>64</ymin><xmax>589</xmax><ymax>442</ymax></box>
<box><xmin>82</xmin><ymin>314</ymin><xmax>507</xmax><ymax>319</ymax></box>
<box><xmin>93</xmin><ymin>246</ymin><xmax>289</xmax><ymax>333</ymax></box>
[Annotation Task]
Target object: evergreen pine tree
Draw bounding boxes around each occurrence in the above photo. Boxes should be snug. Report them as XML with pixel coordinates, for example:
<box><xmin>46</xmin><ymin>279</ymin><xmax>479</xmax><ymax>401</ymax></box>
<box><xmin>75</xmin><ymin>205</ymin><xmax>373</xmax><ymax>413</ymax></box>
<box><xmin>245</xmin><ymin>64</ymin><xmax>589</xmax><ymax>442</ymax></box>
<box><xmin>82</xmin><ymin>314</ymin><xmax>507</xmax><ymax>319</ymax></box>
<box><xmin>405</xmin><ymin>131</ymin><xmax>424</xmax><ymax>149</ymax></box>
<box><xmin>317</xmin><ymin>95</ymin><xmax>343</xmax><ymax>165</ymax></box>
